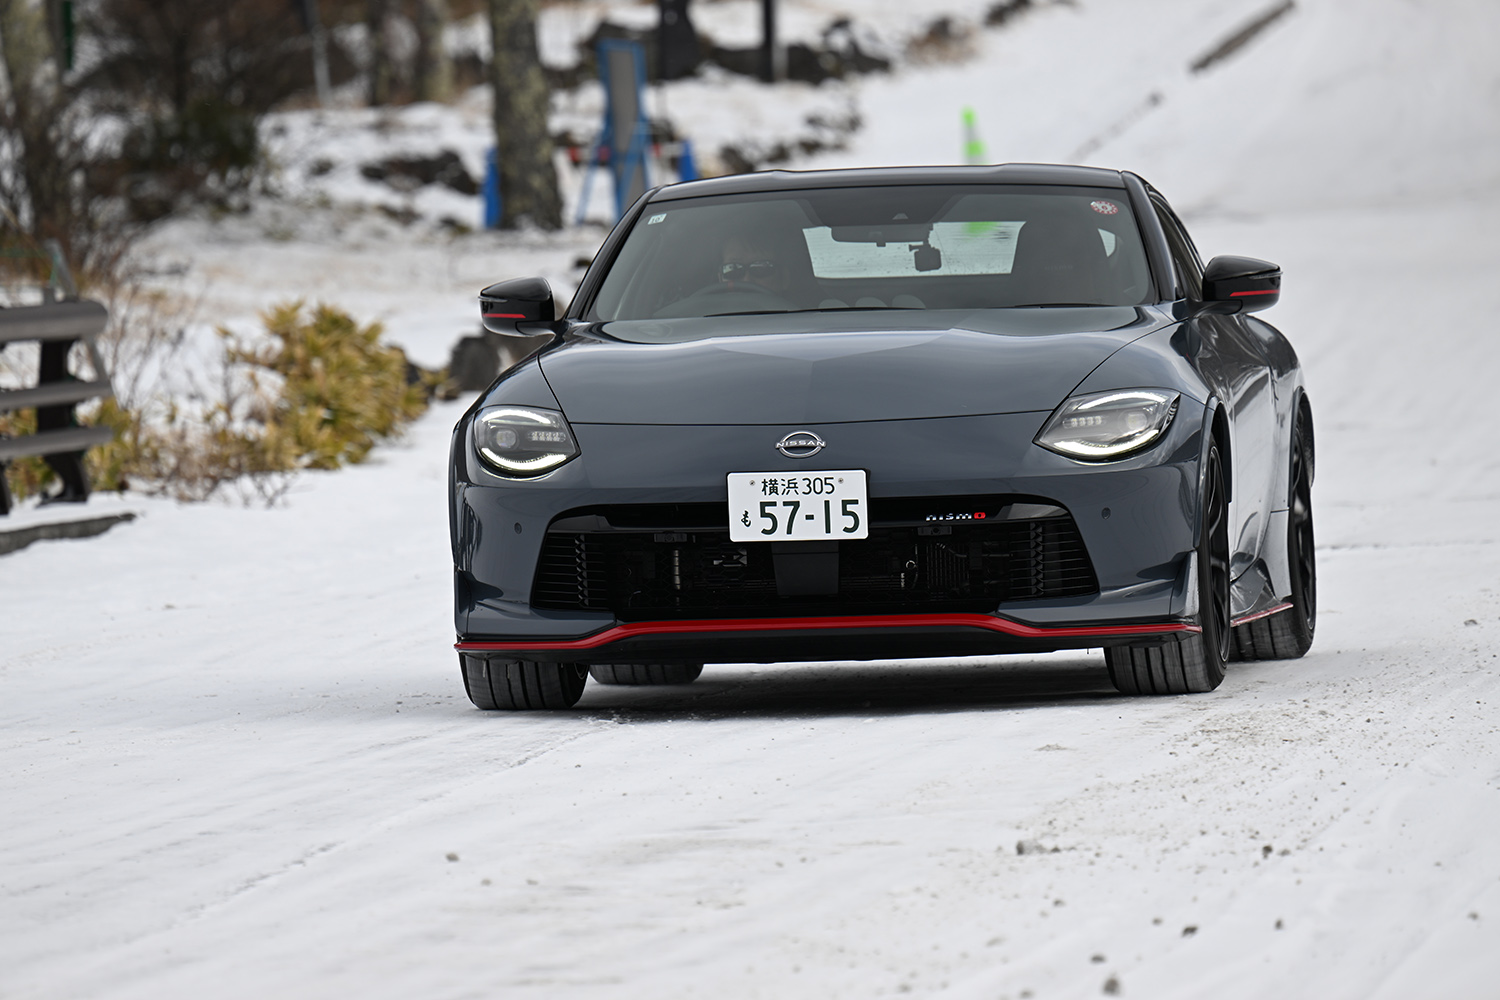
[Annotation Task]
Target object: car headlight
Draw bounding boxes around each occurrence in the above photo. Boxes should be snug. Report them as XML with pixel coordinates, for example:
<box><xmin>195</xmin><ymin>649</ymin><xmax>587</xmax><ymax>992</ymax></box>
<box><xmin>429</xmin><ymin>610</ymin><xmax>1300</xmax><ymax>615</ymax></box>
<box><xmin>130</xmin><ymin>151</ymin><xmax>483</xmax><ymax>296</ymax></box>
<box><xmin>473</xmin><ymin>405</ymin><xmax>579</xmax><ymax>476</ymax></box>
<box><xmin>1035</xmin><ymin>389</ymin><xmax>1180</xmax><ymax>461</ymax></box>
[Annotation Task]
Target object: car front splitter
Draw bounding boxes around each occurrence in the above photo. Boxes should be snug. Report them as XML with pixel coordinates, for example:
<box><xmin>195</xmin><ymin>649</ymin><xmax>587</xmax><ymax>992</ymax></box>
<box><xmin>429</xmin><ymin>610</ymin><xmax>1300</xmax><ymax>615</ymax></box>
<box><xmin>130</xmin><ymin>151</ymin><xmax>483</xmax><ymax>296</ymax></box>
<box><xmin>455</xmin><ymin>612</ymin><xmax>1201</xmax><ymax>663</ymax></box>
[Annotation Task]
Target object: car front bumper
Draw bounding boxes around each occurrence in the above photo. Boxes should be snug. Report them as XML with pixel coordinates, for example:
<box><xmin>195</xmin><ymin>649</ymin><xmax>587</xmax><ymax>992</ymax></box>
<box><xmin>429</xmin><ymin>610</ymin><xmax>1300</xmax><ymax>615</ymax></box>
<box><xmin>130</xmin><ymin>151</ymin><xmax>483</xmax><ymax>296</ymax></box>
<box><xmin>452</xmin><ymin>402</ymin><xmax>1209</xmax><ymax>662</ymax></box>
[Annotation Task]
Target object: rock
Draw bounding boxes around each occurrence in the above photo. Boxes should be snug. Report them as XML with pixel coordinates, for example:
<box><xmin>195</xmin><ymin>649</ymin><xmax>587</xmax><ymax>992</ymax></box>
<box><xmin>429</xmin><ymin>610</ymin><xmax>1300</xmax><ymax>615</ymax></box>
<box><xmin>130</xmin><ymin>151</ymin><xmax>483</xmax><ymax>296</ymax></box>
<box><xmin>719</xmin><ymin>144</ymin><xmax>757</xmax><ymax>175</ymax></box>
<box><xmin>447</xmin><ymin>333</ymin><xmax>502</xmax><ymax>392</ymax></box>
<box><xmin>361</xmin><ymin>151</ymin><xmax>478</xmax><ymax>196</ymax></box>
<box><xmin>987</xmin><ymin>0</ymin><xmax>1036</xmax><ymax>28</ymax></box>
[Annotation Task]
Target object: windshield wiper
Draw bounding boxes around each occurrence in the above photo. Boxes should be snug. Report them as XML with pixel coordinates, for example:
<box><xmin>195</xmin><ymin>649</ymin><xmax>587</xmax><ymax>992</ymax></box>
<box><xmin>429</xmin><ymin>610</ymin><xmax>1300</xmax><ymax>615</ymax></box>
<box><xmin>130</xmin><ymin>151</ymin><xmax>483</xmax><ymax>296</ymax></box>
<box><xmin>800</xmin><ymin>306</ymin><xmax>913</xmax><ymax>312</ymax></box>
<box><xmin>1005</xmin><ymin>302</ymin><xmax>1108</xmax><ymax>309</ymax></box>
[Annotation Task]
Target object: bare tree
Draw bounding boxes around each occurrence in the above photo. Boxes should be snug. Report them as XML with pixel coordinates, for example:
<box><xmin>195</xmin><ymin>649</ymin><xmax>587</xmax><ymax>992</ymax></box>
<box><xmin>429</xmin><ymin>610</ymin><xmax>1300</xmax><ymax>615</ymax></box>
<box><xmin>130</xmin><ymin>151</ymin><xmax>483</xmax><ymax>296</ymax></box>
<box><xmin>365</xmin><ymin>0</ymin><xmax>393</xmax><ymax>105</ymax></box>
<box><xmin>0</xmin><ymin>0</ymin><xmax>125</xmax><ymax>277</ymax></box>
<box><xmin>0</xmin><ymin>0</ymin><xmax>61</xmax><ymax>230</ymax></box>
<box><xmin>486</xmin><ymin>0</ymin><xmax>560</xmax><ymax>229</ymax></box>
<box><xmin>414</xmin><ymin>0</ymin><xmax>452</xmax><ymax>103</ymax></box>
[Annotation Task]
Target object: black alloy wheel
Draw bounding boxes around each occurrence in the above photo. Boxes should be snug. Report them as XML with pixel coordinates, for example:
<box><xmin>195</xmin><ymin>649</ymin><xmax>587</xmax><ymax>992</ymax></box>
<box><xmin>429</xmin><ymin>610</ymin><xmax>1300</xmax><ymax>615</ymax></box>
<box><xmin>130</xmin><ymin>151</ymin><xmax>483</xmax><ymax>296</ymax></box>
<box><xmin>460</xmin><ymin>654</ymin><xmax>588</xmax><ymax>710</ymax></box>
<box><xmin>1231</xmin><ymin>408</ymin><xmax>1316</xmax><ymax>659</ymax></box>
<box><xmin>1202</xmin><ymin>441</ymin><xmax>1233</xmax><ymax>666</ymax></box>
<box><xmin>589</xmin><ymin>663</ymin><xmax>705</xmax><ymax>685</ymax></box>
<box><xmin>1106</xmin><ymin>440</ymin><xmax>1231</xmax><ymax>694</ymax></box>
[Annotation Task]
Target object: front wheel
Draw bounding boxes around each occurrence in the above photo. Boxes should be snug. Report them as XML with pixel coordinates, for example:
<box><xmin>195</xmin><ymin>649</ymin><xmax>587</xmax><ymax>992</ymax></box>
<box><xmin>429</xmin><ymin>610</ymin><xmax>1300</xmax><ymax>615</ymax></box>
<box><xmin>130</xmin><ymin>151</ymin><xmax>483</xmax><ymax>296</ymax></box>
<box><xmin>460</xmin><ymin>654</ymin><xmax>587</xmax><ymax>710</ymax></box>
<box><xmin>1231</xmin><ymin>406</ymin><xmax>1316</xmax><ymax>660</ymax></box>
<box><xmin>1106</xmin><ymin>440</ymin><xmax>1231</xmax><ymax>695</ymax></box>
<box><xmin>589</xmin><ymin>663</ymin><xmax>704</xmax><ymax>686</ymax></box>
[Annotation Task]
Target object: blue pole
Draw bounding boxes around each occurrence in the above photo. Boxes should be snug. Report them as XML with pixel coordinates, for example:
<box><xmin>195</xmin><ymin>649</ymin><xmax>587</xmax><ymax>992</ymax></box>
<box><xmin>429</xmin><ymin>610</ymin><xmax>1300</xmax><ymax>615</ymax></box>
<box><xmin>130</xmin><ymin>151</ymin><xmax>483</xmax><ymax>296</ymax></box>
<box><xmin>483</xmin><ymin>147</ymin><xmax>502</xmax><ymax>228</ymax></box>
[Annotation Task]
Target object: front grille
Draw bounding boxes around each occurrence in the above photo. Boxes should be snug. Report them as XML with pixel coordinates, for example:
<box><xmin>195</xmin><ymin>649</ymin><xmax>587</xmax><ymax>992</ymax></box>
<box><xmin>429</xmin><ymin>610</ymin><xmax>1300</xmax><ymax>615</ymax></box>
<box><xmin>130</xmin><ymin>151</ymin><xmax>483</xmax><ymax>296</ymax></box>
<box><xmin>532</xmin><ymin>498</ymin><xmax>1097</xmax><ymax>620</ymax></box>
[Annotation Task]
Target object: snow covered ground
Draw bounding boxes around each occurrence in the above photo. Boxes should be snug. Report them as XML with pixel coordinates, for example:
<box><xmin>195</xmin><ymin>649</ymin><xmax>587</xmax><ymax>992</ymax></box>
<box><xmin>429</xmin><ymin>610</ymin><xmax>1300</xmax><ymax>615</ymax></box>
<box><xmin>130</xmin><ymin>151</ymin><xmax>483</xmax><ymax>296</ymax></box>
<box><xmin>6</xmin><ymin>0</ymin><xmax>1500</xmax><ymax>997</ymax></box>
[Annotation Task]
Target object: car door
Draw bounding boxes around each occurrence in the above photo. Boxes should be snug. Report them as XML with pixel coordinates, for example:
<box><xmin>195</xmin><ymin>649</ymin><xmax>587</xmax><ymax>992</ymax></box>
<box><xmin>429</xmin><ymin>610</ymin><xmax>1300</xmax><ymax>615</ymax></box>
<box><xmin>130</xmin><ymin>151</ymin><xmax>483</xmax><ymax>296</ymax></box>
<box><xmin>1152</xmin><ymin>198</ymin><xmax>1279</xmax><ymax>578</ymax></box>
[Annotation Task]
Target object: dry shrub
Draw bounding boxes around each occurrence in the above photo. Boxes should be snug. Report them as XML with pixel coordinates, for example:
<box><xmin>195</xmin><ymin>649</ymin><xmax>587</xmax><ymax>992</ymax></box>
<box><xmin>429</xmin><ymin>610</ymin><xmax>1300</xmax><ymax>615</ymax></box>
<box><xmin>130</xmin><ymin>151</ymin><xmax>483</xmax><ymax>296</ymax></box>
<box><xmin>0</xmin><ymin>408</ymin><xmax>49</xmax><ymax>497</ymax></box>
<box><xmin>221</xmin><ymin>301</ymin><xmax>434</xmax><ymax>473</ymax></box>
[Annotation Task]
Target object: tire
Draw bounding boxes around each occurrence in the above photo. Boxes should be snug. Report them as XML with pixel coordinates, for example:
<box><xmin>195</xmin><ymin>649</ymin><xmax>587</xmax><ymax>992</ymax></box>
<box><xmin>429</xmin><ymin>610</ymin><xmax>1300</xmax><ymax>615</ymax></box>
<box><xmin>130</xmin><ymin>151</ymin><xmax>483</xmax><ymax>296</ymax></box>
<box><xmin>1106</xmin><ymin>440</ymin><xmax>1231</xmax><ymax>695</ymax></box>
<box><xmin>460</xmin><ymin>653</ymin><xmax>588</xmax><ymax>710</ymax></box>
<box><xmin>589</xmin><ymin>663</ymin><xmax>704</xmax><ymax>686</ymax></box>
<box><xmin>1231</xmin><ymin>407</ymin><xmax>1316</xmax><ymax>660</ymax></box>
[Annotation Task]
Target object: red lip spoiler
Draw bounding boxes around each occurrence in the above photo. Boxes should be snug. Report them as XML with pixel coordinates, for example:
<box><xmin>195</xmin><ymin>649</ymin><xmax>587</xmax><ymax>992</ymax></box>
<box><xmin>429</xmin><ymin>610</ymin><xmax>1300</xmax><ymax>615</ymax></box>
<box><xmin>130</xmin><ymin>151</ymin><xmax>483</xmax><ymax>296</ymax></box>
<box><xmin>1229</xmin><ymin>602</ymin><xmax>1293</xmax><ymax>627</ymax></box>
<box><xmin>455</xmin><ymin>613</ymin><xmax>1200</xmax><ymax>652</ymax></box>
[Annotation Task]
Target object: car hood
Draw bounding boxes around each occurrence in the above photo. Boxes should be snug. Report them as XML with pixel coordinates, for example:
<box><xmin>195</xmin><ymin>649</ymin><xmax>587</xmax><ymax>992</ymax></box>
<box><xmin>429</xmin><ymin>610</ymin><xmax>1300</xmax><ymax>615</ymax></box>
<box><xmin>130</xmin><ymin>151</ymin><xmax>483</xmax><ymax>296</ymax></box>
<box><xmin>539</xmin><ymin>307</ymin><xmax>1161</xmax><ymax>425</ymax></box>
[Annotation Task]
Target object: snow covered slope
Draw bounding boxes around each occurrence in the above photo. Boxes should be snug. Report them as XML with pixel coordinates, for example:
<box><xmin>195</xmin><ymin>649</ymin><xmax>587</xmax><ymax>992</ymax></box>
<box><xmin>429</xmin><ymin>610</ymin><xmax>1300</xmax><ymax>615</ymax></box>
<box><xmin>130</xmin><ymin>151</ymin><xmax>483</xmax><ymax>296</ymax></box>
<box><xmin>5</xmin><ymin>2</ymin><xmax>1500</xmax><ymax>998</ymax></box>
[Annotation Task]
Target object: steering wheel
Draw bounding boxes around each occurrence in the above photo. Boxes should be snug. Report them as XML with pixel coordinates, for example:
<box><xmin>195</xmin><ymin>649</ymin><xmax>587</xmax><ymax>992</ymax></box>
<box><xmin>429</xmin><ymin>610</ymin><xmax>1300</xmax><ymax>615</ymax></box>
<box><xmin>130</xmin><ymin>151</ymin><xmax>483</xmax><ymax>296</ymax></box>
<box><xmin>690</xmin><ymin>281</ymin><xmax>793</xmax><ymax>304</ymax></box>
<box><xmin>656</xmin><ymin>281</ymin><xmax>795</xmax><ymax>317</ymax></box>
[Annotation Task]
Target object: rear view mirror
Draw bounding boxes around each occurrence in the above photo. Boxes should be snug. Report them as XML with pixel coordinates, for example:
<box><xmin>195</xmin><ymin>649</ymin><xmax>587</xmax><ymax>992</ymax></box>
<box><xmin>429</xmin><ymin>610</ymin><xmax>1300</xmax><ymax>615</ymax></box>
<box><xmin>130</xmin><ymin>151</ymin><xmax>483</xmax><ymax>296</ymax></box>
<box><xmin>1202</xmin><ymin>255</ymin><xmax>1280</xmax><ymax>312</ymax></box>
<box><xmin>479</xmin><ymin>277</ymin><xmax>555</xmax><ymax>334</ymax></box>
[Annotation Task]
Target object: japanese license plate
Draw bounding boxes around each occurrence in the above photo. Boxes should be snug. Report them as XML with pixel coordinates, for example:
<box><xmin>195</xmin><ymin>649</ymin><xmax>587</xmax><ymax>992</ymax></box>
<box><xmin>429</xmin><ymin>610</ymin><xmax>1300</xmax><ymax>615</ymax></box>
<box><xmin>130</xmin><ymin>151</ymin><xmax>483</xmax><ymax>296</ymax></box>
<box><xmin>727</xmin><ymin>470</ymin><xmax>869</xmax><ymax>542</ymax></box>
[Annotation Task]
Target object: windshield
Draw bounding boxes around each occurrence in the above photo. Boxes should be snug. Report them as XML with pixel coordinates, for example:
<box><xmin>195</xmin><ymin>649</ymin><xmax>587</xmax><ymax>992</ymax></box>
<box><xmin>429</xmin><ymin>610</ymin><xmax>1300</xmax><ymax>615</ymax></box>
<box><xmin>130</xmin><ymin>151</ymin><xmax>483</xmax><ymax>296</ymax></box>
<box><xmin>585</xmin><ymin>184</ymin><xmax>1154</xmax><ymax>321</ymax></box>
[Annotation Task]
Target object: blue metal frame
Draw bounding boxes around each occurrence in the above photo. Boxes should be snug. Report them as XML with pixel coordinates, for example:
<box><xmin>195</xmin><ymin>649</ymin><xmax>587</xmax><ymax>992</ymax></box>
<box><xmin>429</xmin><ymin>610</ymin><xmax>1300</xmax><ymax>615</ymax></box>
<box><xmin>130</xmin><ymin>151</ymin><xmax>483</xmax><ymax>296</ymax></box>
<box><xmin>576</xmin><ymin>38</ymin><xmax>653</xmax><ymax>224</ymax></box>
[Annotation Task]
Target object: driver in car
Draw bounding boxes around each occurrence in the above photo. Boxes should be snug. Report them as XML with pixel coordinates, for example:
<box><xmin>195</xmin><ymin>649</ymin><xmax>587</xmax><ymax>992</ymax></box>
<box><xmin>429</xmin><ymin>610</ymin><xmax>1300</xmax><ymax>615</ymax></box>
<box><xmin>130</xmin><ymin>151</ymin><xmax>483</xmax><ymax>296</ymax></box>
<box><xmin>719</xmin><ymin>233</ymin><xmax>791</xmax><ymax>295</ymax></box>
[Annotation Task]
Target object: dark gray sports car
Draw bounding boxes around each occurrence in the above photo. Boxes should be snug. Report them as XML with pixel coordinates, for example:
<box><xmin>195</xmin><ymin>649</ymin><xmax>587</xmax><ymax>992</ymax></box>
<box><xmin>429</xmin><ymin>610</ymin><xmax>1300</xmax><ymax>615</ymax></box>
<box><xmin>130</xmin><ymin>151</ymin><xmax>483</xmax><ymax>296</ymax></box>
<box><xmin>450</xmin><ymin>164</ymin><xmax>1315</xmax><ymax>710</ymax></box>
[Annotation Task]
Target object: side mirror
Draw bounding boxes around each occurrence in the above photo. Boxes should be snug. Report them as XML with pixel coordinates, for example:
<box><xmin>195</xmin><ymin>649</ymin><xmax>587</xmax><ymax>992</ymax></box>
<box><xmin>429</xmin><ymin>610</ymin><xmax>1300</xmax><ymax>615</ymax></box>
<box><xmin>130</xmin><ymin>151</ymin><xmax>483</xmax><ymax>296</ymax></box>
<box><xmin>1202</xmin><ymin>255</ymin><xmax>1281</xmax><ymax>312</ymax></box>
<box><xmin>479</xmin><ymin>277</ymin><xmax>555</xmax><ymax>334</ymax></box>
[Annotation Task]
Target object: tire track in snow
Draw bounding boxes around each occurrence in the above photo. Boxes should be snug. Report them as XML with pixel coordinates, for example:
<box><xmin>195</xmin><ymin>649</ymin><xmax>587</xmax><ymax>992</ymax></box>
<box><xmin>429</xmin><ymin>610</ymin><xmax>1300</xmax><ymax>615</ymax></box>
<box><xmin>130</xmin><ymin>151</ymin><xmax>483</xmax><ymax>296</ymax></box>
<box><xmin>14</xmin><ymin>717</ymin><xmax>619</xmax><ymax>1000</ymax></box>
<box><xmin>154</xmin><ymin>720</ymin><xmax>614</xmax><ymax>934</ymax></box>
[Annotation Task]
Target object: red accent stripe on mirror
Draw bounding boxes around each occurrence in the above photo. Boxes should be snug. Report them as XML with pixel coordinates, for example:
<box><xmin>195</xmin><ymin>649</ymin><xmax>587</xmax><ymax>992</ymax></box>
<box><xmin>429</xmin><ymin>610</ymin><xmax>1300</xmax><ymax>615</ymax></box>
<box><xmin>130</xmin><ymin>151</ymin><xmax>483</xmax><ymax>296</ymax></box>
<box><xmin>484</xmin><ymin>312</ymin><xmax>526</xmax><ymax>319</ymax></box>
<box><xmin>1230</xmin><ymin>289</ymin><xmax>1278</xmax><ymax>297</ymax></box>
<box><xmin>455</xmin><ymin>613</ymin><xmax>1200</xmax><ymax>652</ymax></box>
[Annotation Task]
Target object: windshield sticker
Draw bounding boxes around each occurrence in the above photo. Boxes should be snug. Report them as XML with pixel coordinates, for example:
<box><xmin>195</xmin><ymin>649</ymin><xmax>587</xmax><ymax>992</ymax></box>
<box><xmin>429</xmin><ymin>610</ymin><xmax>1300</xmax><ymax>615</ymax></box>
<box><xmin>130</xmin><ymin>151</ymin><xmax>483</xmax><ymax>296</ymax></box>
<box><xmin>647</xmin><ymin>213</ymin><xmax>667</xmax><ymax>225</ymax></box>
<box><xmin>1090</xmin><ymin>200</ymin><xmax>1120</xmax><ymax>216</ymax></box>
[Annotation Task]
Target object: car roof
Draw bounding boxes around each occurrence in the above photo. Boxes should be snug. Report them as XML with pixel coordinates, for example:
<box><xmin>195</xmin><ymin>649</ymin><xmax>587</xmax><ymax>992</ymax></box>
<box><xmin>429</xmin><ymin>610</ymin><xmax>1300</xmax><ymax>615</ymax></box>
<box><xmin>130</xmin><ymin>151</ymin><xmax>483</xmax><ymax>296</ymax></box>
<box><xmin>648</xmin><ymin>162</ymin><xmax>1129</xmax><ymax>202</ymax></box>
